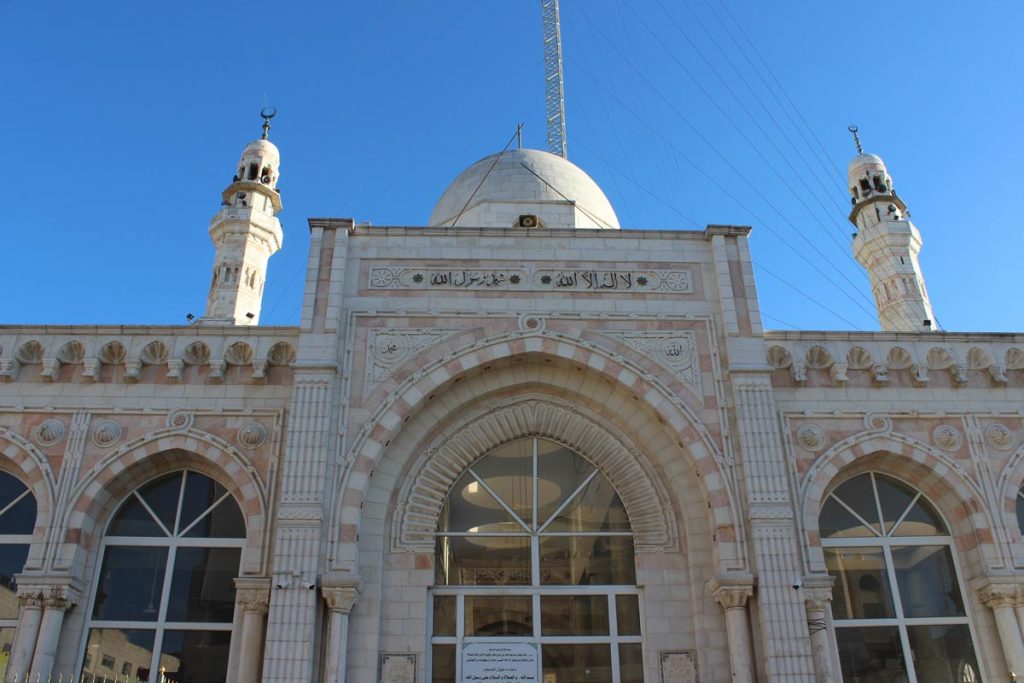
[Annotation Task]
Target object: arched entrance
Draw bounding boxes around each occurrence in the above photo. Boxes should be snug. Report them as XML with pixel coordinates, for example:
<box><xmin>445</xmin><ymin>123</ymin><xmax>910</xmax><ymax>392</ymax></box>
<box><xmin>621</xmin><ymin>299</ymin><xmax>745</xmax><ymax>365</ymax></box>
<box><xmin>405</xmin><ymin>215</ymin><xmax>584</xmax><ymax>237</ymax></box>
<box><xmin>429</xmin><ymin>437</ymin><xmax>643</xmax><ymax>683</ymax></box>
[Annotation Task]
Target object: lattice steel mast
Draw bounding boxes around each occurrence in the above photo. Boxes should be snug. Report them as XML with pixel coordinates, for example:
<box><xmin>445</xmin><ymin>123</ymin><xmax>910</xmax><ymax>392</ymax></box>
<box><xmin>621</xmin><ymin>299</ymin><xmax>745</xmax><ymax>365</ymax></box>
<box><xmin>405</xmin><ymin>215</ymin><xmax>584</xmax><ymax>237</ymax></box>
<box><xmin>541</xmin><ymin>0</ymin><xmax>567</xmax><ymax>158</ymax></box>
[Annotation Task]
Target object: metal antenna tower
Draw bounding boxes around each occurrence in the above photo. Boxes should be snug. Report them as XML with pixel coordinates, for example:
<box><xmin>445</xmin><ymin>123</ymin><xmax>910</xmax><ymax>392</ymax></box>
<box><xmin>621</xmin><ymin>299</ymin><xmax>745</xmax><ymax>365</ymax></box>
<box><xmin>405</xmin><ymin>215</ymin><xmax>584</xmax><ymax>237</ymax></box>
<box><xmin>541</xmin><ymin>0</ymin><xmax>567</xmax><ymax>158</ymax></box>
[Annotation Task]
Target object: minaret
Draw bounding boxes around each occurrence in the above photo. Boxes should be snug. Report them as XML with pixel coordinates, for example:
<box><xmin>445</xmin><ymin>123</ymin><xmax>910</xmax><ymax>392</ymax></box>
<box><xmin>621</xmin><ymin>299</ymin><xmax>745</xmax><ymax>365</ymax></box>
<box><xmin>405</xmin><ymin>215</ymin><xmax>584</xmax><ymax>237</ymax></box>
<box><xmin>848</xmin><ymin>127</ymin><xmax>936</xmax><ymax>332</ymax></box>
<box><xmin>201</xmin><ymin>110</ymin><xmax>284</xmax><ymax>325</ymax></box>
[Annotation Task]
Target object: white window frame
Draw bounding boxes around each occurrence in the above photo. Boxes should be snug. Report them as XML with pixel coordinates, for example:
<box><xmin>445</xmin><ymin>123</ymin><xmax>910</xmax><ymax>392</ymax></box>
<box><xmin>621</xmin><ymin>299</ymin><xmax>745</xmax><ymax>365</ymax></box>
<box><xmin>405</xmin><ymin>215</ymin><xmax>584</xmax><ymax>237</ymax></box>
<box><xmin>0</xmin><ymin>480</ymin><xmax>34</xmax><ymax>634</ymax></box>
<box><xmin>821</xmin><ymin>472</ymin><xmax>986</xmax><ymax>683</ymax></box>
<box><xmin>429</xmin><ymin>437</ymin><xmax>644</xmax><ymax>683</ymax></box>
<box><xmin>76</xmin><ymin>470</ymin><xmax>244</xmax><ymax>681</ymax></box>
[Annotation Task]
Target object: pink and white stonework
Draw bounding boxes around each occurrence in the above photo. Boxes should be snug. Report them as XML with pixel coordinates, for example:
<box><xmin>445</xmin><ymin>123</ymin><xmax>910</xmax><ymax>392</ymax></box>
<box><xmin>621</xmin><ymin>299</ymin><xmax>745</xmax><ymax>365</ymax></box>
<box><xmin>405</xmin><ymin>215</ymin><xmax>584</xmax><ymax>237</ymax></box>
<box><xmin>1</xmin><ymin>131</ymin><xmax>1022</xmax><ymax>683</ymax></box>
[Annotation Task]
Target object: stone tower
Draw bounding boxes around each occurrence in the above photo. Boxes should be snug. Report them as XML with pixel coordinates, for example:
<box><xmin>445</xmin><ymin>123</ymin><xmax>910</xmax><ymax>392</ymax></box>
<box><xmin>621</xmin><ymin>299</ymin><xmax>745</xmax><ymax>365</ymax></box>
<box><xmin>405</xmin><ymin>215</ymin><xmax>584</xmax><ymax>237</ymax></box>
<box><xmin>201</xmin><ymin>115</ymin><xmax>284</xmax><ymax>325</ymax></box>
<box><xmin>849</xmin><ymin>135</ymin><xmax>936</xmax><ymax>332</ymax></box>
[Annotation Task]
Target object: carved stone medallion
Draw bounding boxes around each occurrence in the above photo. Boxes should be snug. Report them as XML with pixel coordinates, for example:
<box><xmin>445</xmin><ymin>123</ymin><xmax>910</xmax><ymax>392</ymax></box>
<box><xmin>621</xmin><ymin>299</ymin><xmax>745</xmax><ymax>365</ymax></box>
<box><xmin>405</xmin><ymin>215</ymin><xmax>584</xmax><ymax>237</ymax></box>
<box><xmin>33</xmin><ymin>419</ymin><xmax>66</xmax><ymax>447</ymax></box>
<box><xmin>932</xmin><ymin>425</ymin><xmax>963</xmax><ymax>452</ymax></box>
<box><xmin>985</xmin><ymin>423</ymin><xmax>1014</xmax><ymax>451</ymax></box>
<box><xmin>92</xmin><ymin>420</ymin><xmax>123</xmax><ymax>448</ymax></box>
<box><xmin>366</xmin><ymin>329</ymin><xmax>458</xmax><ymax>385</ymax></box>
<box><xmin>796</xmin><ymin>424</ymin><xmax>827</xmax><ymax>452</ymax></box>
<box><xmin>605</xmin><ymin>331</ymin><xmax>701</xmax><ymax>393</ymax></box>
<box><xmin>167</xmin><ymin>410</ymin><xmax>194</xmax><ymax>430</ymax></box>
<box><xmin>379</xmin><ymin>653</ymin><xmax>416</xmax><ymax>683</ymax></box>
<box><xmin>237</xmin><ymin>422</ymin><xmax>268</xmax><ymax>450</ymax></box>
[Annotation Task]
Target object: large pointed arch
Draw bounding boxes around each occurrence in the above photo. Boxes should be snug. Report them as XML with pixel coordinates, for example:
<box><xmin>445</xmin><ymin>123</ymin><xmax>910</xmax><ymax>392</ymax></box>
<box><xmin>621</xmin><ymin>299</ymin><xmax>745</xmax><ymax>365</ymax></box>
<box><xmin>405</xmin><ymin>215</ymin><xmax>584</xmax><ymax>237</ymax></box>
<box><xmin>0</xmin><ymin>427</ymin><xmax>56</xmax><ymax>571</ymax></box>
<box><xmin>332</xmin><ymin>328</ymin><xmax>743</xmax><ymax>574</ymax></box>
<box><xmin>62</xmin><ymin>429</ymin><xmax>270</xmax><ymax>575</ymax></box>
<box><xmin>800</xmin><ymin>429</ymin><xmax>1003</xmax><ymax>574</ymax></box>
<box><xmin>393</xmin><ymin>395</ymin><xmax>676</xmax><ymax>552</ymax></box>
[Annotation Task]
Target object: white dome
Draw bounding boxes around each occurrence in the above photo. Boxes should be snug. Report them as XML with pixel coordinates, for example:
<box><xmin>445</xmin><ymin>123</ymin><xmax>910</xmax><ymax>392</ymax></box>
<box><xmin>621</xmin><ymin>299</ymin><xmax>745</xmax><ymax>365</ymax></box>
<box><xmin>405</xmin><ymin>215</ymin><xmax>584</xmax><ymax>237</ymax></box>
<box><xmin>429</xmin><ymin>148</ymin><xmax>619</xmax><ymax>229</ymax></box>
<box><xmin>848</xmin><ymin>152</ymin><xmax>886</xmax><ymax>180</ymax></box>
<box><xmin>241</xmin><ymin>138</ymin><xmax>280</xmax><ymax>162</ymax></box>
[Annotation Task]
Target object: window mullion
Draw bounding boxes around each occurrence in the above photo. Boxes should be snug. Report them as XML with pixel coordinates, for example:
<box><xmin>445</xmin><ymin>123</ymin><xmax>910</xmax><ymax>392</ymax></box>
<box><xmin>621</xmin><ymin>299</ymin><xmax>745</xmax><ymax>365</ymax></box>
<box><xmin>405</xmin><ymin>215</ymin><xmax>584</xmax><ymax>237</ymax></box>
<box><xmin>538</xmin><ymin>470</ymin><xmax>598</xmax><ymax>534</ymax></box>
<box><xmin>133</xmin><ymin>490</ymin><xmax>173</xmax><ymax>538</ymax></box>
<box><xmin>0</xmin><ymin>488</ymin><xmax>30</xmax><ymax>519</ymax></box>
<box><xmin>469</xmin><ymin>470</ymin><xmax>530</xmax><ymax>532</ymax></box>
<box><xmin>173</xmin><ymin>471</ymin><xmax>189</xmax><ymax>536</ymax></box>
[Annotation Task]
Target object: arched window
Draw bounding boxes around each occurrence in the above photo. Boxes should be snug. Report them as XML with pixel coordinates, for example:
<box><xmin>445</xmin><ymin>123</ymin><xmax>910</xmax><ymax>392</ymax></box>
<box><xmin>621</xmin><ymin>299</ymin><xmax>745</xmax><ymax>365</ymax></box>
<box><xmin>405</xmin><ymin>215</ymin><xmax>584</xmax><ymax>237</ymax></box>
<box><xmin>0</xmin><ymin>471</ymin><xmax>37</xmax><ymax>665</ymax></box>
<box><xmin>1015</xmin><ymin>486</ymin><xmax>1024</xmax><ymax>535</ymax></box>
<box><xmin>430</xmin><ymin>437</ymin><xmax>643</xmax><ymax>683</ymax></box>
<box><xmin>80</xmin><ymin>471</ymin><xmax>245</xmax><ymax>682</ymax></box>
<box><xmin>820</xmin><ymin>472</ymin><xmax>981</xmax><ymax>682</ymax></box>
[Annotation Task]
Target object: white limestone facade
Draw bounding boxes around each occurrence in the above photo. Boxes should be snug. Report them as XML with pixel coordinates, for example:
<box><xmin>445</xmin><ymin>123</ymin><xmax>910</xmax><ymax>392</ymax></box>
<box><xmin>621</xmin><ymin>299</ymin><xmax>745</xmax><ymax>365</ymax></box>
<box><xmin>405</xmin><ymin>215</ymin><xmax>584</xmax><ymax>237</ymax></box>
<box><xmin>1</xmin><ymin>132</ymin><xmax>1023</xmax><ymax>683</ymax></box>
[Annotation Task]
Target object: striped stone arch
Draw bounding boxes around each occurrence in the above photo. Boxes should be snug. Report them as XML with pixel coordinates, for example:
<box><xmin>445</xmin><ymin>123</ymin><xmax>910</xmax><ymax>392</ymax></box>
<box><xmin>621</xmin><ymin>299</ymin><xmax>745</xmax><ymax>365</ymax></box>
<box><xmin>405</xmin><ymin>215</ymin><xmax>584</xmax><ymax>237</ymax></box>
<box><xmin>995</xmin><ymin>443</ymin><xmax>1024</xmax><ymax>552</ymax></box>
<box><xmin>0</xmin><ymin>427</ymin><xmax>57</xmax><ymax>570</ymax></box>
<box><xmin>334</xmin><ymin>329</ymin><xmax>741</xmax><ymax>572</ymax></box>
<box><xmin>393</xmin><ymin>395</ymin><xmax>677</xmax><ymax>553</ymax></box>
<box><xmin>61</xmin><ymin>428</ymin><xmax>270</xmax><ymax>575</ymax></box>
<box><xmin>800</xmin><ymin>429</ymin><xmax>1002</xmax><ymax>575</ymax></box>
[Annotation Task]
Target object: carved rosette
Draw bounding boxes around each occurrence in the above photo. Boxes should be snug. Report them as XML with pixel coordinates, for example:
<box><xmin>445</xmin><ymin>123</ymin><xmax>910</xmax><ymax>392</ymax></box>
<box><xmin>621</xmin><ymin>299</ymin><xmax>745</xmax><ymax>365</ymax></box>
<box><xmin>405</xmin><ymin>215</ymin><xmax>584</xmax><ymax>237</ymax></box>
<box><xmin>33</xmin><ymin>419</ymin><xmax>66</xmax><ymax>447</ymax></box>
<box><xmin>985</xmin><ymin>423</ymin><xmax>1014</xmax><ymax>451</ymax></box>
<box><xmin>518</xmin><ymin>314</ymin><xmax>546</xmax><ymax>333</ymax></box>
<box><xmin>931</xmin><ymin>425</ymin><xmax>963</xmax><ymax>452</ymax></box>
<box><xmin>796</xmin><ymin>424</ymin><xmax>827</xmax><ymax>452</ymax></box>
<box><xmin>864</xmin><ymin>413</ymin><xmax>892</xmax><ymax>433</ymax></box>
<box><xmin>91</xmin><ymin>420</ymin><xmax>123</xmax><ymax>448</ymax></box>
<box><xmin>237</xmin><ymin>422</ymin><xmax>268</xmax><ymax>450</ymax></box>
<box><xmin>167</xmin><ymin>410</ymin><xmax>194</xmax><ymax>430</ymax></box>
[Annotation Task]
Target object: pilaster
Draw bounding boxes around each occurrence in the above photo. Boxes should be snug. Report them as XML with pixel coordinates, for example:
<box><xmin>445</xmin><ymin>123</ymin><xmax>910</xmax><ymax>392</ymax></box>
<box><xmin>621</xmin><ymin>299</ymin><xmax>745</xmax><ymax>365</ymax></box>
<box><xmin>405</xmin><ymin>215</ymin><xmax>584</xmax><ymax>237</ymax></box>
<box><xmin>731</xmin><ymin>371</ymin><xmax>817</xmax><ymax>681</ymax></box>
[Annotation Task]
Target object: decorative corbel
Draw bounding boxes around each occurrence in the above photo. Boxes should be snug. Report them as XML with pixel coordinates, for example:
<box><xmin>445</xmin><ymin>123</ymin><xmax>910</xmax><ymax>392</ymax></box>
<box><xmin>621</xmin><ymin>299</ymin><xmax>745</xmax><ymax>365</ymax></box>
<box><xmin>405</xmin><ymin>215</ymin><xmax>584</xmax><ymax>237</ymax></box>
<box><xmin>39</xmin><ymin>357</ymin><xmax>60</xmax><ymax>382</ymax></box>
<box><xmin>208</xmin><ymin>359</ymin><xmax>226</xmax><ymax>384</ymax></box>
<box><xmin>790</xmin><ymin>361</ymin><xmax>807</xmax><ymax>385</ymax></box>
<box><xmin>910</xmin><ymin>363</ymin><xmax>930</xmax><ymax>387</ymax></box>
<box><xmin>166</xmin><ymin>358</ymin><xmax>184</xmax><ymax>383</ymax></box>
<box><xmin>829</xmin><ymin>362</ymin><xmax>849</xmax><ymax>386</ymax></box>
<box><xmin>124</xmin><ymin>358</ymin><xmax>142</xmax><ymax>383</ymax></box>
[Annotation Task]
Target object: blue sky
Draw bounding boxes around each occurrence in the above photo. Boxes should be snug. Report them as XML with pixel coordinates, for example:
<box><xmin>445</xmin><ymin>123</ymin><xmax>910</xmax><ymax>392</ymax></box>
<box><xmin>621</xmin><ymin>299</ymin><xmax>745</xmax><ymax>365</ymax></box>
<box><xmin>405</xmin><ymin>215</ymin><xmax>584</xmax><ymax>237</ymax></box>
<box><xmin>3</xmin><ymin>1</ymin><xmax>1021</xmax><ymax>331</ymax></box>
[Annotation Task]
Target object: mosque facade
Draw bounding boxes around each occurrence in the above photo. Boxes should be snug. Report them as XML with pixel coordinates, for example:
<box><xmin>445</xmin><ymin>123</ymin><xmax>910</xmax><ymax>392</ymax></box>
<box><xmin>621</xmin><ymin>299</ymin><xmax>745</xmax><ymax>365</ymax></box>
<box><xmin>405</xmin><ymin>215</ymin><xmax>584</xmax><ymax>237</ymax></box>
<box><xmin>1</xmin><ymin>122</ymin><xmax>1024</xmax><ymax>683</ymax></box>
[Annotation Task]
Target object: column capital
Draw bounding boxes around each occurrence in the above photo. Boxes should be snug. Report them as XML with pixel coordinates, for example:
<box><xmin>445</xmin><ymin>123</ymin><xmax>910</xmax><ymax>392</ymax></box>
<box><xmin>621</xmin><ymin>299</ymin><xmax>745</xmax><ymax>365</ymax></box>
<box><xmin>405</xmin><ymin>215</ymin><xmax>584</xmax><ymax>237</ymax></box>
<box><xmin>709</xmin><ymin>574</ymin><xmax>755</xmax><ymax>609</ymax></box>
<box><xmin>321</xmin><ymin>574</ymin><xmax>361</xmax><ymax>614</ymax></box>
<box><xmin>15</xmin><ymin>574</ymin><xmax>82</xmax><ymax>611</ymax></box>
<box><xmin>974</xmin><ymin>576</ymin><xmax>1024</xmax><ymax>609</ymax></box>
<box><xmin>235</xmin><ymin>577</ymin><xmax>271</xmax><ymax>614</ymax></box>
<box><xmin>801</xmin><ymin>574</ymin><xmax>835</xmax><ymax>611</ymax></box>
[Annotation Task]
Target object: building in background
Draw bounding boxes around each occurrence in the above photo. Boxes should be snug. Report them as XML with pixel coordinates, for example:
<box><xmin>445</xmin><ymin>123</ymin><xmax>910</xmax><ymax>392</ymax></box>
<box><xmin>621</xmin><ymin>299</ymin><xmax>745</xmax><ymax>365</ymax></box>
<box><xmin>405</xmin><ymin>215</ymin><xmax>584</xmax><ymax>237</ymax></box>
<box><xmin>2</xmin><ymin>81</ymin><xmax>1024</xmax><ymax>683</ymax></box>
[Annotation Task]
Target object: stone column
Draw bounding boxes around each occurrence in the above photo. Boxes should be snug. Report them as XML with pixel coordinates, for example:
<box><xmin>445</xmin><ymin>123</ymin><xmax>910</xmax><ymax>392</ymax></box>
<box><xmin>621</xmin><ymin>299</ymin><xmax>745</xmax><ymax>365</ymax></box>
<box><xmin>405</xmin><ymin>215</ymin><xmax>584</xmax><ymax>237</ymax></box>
<box><xmin>322</xmin><ymin>576</ymin><xmax>361</xmax><ymax>683</ymax></box>
<box><xmin>5</xmin><ymin>594</ymin><xmax>42</xmax><ymax>682</ymax></box>
<box><xmin>802</xmin><ymin>578</ymin><xmax>838</xmax><ymax>683</ymax></box>
<box><xmin>28</xmin><ymin>590</ymin><xmax>78</xmax><ymax>679</ymax></box>
<box><xmin>978</xmin><ymin>582</ymin><xmax>1024</xmax><ymax>677</ymax></box>
<box><xmin>235</xmin><ymin>578</ymin><xmax>271</xmax><ymax>683</ymax></box>
<box><xmin>711</xmin><ymin>577</ymin><xmax>755</xmax><ymax>683</ymax></box>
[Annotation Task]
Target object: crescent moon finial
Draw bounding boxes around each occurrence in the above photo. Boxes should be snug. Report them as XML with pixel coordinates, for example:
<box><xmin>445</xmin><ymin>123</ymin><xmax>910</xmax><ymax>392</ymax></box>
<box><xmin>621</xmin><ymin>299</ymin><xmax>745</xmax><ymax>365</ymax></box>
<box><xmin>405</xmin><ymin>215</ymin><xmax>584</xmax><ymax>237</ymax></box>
<box><xmin>260</xmin><ymin>107</ymin><xmax>277</xmax><ymax>139</ymax></box>
<box><xmin>848</xmin><ymin>125</ymin><xmax>863</xmax><ymax>154</ymax></box>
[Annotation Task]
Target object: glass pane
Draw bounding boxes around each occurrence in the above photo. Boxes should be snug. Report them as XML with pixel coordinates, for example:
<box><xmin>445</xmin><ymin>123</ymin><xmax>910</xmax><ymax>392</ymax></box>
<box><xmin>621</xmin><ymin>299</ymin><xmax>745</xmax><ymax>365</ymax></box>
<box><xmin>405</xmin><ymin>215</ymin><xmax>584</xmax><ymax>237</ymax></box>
<box><xmin>874</xmin><ymin>474</ymin><xmax>917</xmax><ymax>534</ymax></box>
<box><xmin>542</xmin><ymin>643</ymin><xmax>612</xmax><ymax>683</ymax></box>
<box><xmin>432</xmin><ymin>644</ymin><xmax>456</xmax><ymax>683</ymax></box>
<box><xmin>471</xmin><ymin>439</ymin><xmax>534</xmax><ymax>527</ymax></box>
<box><xmin>0</xmin><ymin>472</ymin><xmax>26</xmax><ymax>511</ymax></box>
<box><xmin>619</xmin><ymin>643</ymin><xmax>644</xmax><ymax>683</ymax></box>
<box><xmin>1017</xmin><ymin>492</ymin><xmax>1024</xmax><ymax>535</ymax></box>
<box><xmin>92</xmin><ymin>546</ymin><xmax>169</xmax><ymax>621</ymax></box>
<box><xmin>907</xmin><ymin>624</ymin><xmax>980</xmax><ymax>683</ymax></box>
<box><xmin>435</xmin><ymin>536</ymin><xmax>530</xmax><ymax>586</ymax></box>
<box><xmin>890</xmin><ymin>499</ymin><xmax>947</xmax><ymax>537</ymax></box>
<box><xmin>835</xmin><ymin>627</ymin><xmax>907</xmax><ymax>683</ymax></box>
<box><xmin>165</xmin><ymin>547</ymin><xmax>240</xmax><ymax>622</ymax></box>
<box><xmin>438</xmin><ymin>471</ymin><xmax>524</xmax><ymax>534</ymax></box>
<box><xmin>541</xmin><ymin>595</ymin><xmax>609</xmax><ymax>635</ymax></box>
<box><xmin>892</xmin><ymin>545</ymin><xmax>964</xmax><ymax>617</ymax></box>
<box><xmin>182</xmin><ymin>496</ymin><xmax>246</xmax><ymax>539</ymax></box>
<box><xmin>464</xmin><ymin>595</ymin><xmax>532</xmax><ymax>636</ymax></box>
<box><xmin>819</xmin><ymin>496</ymin><xmax>876</xmax><ymax>539</ymax></box>
<box><xmin>160</xmin><ymin>630</ymin><xmax>231</xmax><ymax>683</ymax></box>
<box><xmin>82</xmin><ymin>628</ymin><xmax>155</xmax><ymax>682</ymax></box>
<box><xmin>108</xmin><ymin>493</ymin><xmax>166</xmax><ymax>537</ymax></box>
<box><xmin>539</xmin><ymin>536</ymin><xmax>635</xmax><ymax>585</ymax></box>
<box><xmin>831</xmin><ymin>475</ymin><xmax>881</xmax><ymax>534</ymax></box>
<box><xmin>138</xmin><ymin>473</ymin><xmax>185</xmax><ymax>533</ymax></box>
<box><xmin>544</xmin><ymin>473</ymin><xmax>630</xmax><ymax>533</ymax></box>
<box><xmin>536</xmin><ymin>440</ymin><xmax>595</xmax><ymax>527</ymax></box>
<box><xmin>616</xmin><ymin>594</ymin><xmax>641</xmax><ymax>635</ymax></box>
<box><xmin>178</xmin><ymin>473</ymin><xmax>240</xmax><ymax>538</ymax></box>
<box><xmin>0</xmin><ymin>627</ymin><xmax>16</xmax><ymax>679</ymax></box>
<box><xmin>0</xmin><ymin>544</ymin><xmax>29</xmax><ymax>619</ymax></box>
<box><xmin>824</xmin><ymin>547</ymin><xmax>895</xmax><ymax>620</ymax></box>
<box><xmin>433</xmin><ymin>595</ymin><xmax>455</xmax><ymax>636</ymax></box>
<box><xmin>0</xmin><ymin>491</ymin><xmax>35</xmax><ymax>535</ymax></box>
